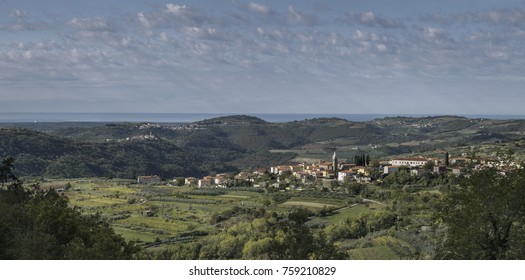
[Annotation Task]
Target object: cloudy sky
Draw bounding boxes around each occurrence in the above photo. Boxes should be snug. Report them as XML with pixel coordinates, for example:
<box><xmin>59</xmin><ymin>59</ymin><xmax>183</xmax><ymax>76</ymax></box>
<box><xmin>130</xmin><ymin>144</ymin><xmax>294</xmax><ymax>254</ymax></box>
<box><xmin>1</xmin><ymin>0</ymin><xmax>524</xmax><ymax>114</ymax></box>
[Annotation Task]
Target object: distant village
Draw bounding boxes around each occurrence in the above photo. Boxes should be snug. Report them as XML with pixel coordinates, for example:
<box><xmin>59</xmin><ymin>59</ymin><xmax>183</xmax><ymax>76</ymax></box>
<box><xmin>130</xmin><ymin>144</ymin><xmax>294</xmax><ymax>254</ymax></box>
<box><xmin>136</xmin><ymin>151</ymin><xmax>522</xmax><ymax>189</ymax></box>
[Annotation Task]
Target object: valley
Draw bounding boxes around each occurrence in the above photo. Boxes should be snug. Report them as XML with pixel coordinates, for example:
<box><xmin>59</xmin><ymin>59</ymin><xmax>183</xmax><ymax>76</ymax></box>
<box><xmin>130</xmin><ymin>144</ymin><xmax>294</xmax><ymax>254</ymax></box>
<box><xmin>2</xmin><ymin>114</ymin><xmax>525</xmax><ymax>259</ymax></box>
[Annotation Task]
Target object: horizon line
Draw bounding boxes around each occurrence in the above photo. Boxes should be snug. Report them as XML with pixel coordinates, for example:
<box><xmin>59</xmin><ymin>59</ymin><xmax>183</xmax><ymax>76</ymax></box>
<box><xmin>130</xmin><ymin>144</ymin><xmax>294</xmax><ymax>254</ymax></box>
<box><xmin>3</xmin><ymin>112</ymin><xmax>525</xmax><ymax>116</ymax></box>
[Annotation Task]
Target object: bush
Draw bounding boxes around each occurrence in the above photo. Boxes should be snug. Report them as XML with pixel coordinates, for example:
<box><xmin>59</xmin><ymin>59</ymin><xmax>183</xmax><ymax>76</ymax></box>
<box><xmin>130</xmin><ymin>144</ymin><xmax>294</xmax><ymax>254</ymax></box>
<box><xmin>271</xmin><ymin>193</ymin><xmax>291</xmax><ymax>203</ymax></box>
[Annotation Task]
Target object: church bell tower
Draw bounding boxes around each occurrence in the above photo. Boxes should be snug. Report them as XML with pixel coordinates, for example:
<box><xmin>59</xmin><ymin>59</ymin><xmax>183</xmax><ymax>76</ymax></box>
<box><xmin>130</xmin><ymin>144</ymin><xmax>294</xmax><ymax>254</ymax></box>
<box><xmin>332</xmin><ymin>151</ymin><xmax>338</xmax><ymax>175</ymax></box>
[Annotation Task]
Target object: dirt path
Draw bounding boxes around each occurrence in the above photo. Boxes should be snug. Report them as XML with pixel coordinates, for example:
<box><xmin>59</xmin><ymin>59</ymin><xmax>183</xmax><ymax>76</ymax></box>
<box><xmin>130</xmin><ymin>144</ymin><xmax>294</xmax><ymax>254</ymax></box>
<box><xmin>362</xmin><ymin>199</ymin><xmax>386</xmax><ymax>206</ymax></box>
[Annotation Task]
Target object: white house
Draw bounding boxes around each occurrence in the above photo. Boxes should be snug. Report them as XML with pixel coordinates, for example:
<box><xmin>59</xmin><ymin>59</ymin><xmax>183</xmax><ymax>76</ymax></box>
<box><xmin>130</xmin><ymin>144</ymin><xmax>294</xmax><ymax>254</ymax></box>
<box><xmin>198</xmin><ymin>179</ymin><xmax>212</xmax><ymax>187</ymax></box>
<box><xmin>137</xmin><ymin>175</ymin><xmax>161</xmax><ymax>184</ymax></box>
<box><xmin>337</xmin><ymin>170</ymin><xmax>356</xmax><ymax>182</ymax></box>
<box><xmin>384</xmin><ymin>166</ymin><xmax>400</xmax><ymax>175</ymax></box>
<box><xmin>388</xmin><ymin>157</ymin><xmax>429</xmax><ymax>167</ymax></box>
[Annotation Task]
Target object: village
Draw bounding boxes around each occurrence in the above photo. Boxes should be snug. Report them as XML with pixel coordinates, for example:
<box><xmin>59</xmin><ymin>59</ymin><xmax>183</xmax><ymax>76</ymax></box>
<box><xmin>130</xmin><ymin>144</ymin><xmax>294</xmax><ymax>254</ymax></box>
<box><xmin>136</xmin><ymin>151</ymin><xmax>522</xmax><ymax>190</ymax></box>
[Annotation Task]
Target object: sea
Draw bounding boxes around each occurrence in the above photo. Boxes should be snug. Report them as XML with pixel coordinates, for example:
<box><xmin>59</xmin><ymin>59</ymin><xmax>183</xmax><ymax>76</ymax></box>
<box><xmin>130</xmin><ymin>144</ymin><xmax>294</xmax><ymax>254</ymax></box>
<box><xmin>1</xmin><ymin>112</ymin><xmax>524</xmax><ymax>123</ymax></box>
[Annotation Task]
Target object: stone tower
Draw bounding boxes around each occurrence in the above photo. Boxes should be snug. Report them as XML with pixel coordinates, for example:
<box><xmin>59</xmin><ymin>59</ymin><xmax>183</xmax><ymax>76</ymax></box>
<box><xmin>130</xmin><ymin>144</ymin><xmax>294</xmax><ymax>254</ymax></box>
<box><xmin>332</xmin><ymin>151</ymin><xmax>338</xmax><ymax>175</ymax></box>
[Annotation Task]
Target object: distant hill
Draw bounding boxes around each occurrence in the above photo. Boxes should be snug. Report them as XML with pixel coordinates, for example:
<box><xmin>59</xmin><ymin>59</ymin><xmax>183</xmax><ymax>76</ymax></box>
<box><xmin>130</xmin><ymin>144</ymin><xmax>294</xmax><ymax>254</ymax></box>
<box><xmin>0</xmin><ymin>128</ymin><xmax>73</xmax><ymax>176</ymax></box>
<box><xmin>193</xmin><ymin>115</ymin><xmax>268</xmax><ymax>126</ymax></box>
<box><xmin>2</xmin><ymin>114</ymin><xmax>525</xmax><ymax>178</ymax></box>
<box><xmin>0</xmin><ymin>128</ymin><xmax>206</xmax><ymax>178</ymax></box>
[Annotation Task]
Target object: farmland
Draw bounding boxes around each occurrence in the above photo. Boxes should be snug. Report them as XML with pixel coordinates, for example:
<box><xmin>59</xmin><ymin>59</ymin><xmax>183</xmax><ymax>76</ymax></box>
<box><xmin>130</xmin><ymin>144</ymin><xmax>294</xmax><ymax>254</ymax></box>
<box><xmin>34</xmin><ymin>177</ymin><xmax>441</xmax><ymax>260</ymax></box>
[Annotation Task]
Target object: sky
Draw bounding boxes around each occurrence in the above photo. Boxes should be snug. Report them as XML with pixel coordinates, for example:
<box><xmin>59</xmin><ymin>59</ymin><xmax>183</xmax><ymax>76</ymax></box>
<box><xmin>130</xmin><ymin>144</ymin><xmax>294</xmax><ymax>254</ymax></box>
<box><xmin>1</xmin><ymin>0</ymin><xmax>525</xmax><ymax>114</ymax></box>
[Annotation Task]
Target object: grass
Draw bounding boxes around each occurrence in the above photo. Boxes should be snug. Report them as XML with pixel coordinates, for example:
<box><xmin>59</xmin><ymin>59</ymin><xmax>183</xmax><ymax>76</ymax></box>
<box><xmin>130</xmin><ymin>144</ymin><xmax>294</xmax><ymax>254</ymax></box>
<box><xmin>221</xmin><ymin>194</ymin><xmax>250</xmax><ymax>199</ymax></box>
<box><xmin>280</xmin><ymin>200</ymin><xmax>338</xmax><ymax>209</ymax></box>
<box><xmin>326</xmin><ymin>204</ymin><xmax>385</xmax><ymax>223</ymax></box>
<box><xmin>61</xmin><ymin>178</ymin><xmax>395</xmax><ymax>255</ymax></box>
<box><xmin>348</xmin><ymin>246</ymin><xmax>399</xmax><ymax>260</ymax></box>
<box><xmin>287</xmin><ymin>196</ymin><xmax>347</xmax><ymax>206</ymax></box>
<box><xmin>113</xmin><ymin>226</ymin><xmax>159</xmax><ymax>243</ymax></box>
<box><xmin>345</xmin><ymin>235</ymin><xmax>414</xmax><ymax>260</ymax></box>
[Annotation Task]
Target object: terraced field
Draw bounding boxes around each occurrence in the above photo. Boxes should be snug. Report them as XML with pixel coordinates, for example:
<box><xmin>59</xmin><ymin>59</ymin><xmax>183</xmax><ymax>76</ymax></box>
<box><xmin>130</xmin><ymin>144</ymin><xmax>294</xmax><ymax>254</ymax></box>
<box><xmin>34</xmin><ymin>177</ymin><xmax>441</xmax><ymax>259</ymax></box>
<box><xmin>280</xmin><ymin>200</ymin><xmax>338</xmax><ymax>209</ymax></box>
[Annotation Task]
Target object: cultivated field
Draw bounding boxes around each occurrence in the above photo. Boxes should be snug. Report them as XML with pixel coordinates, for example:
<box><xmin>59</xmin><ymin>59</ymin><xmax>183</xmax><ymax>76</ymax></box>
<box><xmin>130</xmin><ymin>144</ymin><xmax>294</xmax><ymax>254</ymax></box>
<box><xmin>36</xmin><ymin>178</ymin><xmax>403</xmax><ymax>257</ymax></box>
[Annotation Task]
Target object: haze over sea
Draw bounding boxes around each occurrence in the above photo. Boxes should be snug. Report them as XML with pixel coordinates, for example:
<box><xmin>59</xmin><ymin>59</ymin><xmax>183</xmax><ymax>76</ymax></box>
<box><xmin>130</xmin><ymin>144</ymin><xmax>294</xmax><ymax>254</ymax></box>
<box><xmin>1</xmin><ymin>113</ymin><xmax>525</xmax><ymax>123</ymax></box>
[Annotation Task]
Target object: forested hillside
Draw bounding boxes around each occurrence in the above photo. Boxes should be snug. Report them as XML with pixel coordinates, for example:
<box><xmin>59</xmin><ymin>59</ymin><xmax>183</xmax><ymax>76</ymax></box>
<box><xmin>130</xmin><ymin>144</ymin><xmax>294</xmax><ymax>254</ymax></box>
<box><xmin>0</xmin><ymin>128</ymin><xmax>205</xmax><ymax>178</ymax></box>
<box><xmin>2</xmin><ymin>115</ymin><xmax>525</xmax><ymax>179</ymax></box>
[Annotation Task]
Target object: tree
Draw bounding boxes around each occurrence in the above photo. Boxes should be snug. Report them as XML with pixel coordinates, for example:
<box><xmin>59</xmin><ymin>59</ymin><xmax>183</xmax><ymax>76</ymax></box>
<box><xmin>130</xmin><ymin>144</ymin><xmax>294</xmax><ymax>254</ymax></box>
<box><xmin>0</xmin><ymin>157</ymin><xmax>140</xmax><ymax>259</ymax></box>
<box><xmin>268</xmin><ymin>208</ymin><xmax>345</xmax><ymax>259</ymax></box>
<box><xmin>174</xmin><ymin>177</ymin><xmax>185</xmax><ymax>186</ymax></box>
<box><xmin>345</xmin><ymin>182</ymin><xmax>365</xmax><ymax>195</ymax></box>
<box><xmin>354</xmin><ymin>153</ymin><xmax>370</xmax><ymax>166</ymax></box>
<box><xmin>0</xmin><ymin>157</ymin><xmax>17</xmax><ymax>185</ymax></box>
<box><xmin>423</xmin><ymin>161</ymin><xmax>435</xmax><ymax>171</ymax></box>
<box><xmin>437</xmin><ymin>168</ymin><xmax>525</xmax><ymax>259</ymax></box>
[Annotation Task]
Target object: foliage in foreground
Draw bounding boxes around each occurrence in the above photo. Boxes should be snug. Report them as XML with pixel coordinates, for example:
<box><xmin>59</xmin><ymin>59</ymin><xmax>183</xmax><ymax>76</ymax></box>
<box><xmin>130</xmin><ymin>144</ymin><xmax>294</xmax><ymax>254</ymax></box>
<box><xmin>142</xmin><ymin>207</ymin><xmax>347</xmax><ymax>260</ymax></box>
<box><xmin>437</xmin><ymin>168</ymin><xmax>525</xmax><ymax>259</ymax></box>
<box><xmin>0</xmin><ymin>157</ymin><xmax>139</xmax><ymax>259</ymax></box>
<box><xmin>4</xmin><ymin>153</ymin><xmax>525</xmax><ymax>260</ymax></box>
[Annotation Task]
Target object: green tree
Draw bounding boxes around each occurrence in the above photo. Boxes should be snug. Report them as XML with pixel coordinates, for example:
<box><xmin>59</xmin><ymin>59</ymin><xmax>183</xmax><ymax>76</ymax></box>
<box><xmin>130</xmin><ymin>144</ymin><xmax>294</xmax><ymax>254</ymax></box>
<box><xmin>0</xmin><ymin>157</ymin><xmax>140</xmax><ymax>260</ymax></box>
<box><xmin>354</xmin><ymin>153</ymin><xmax>370</xmax><ymax>166</ymax></box>
<box><xmin>242</xmin><ymin>237</ymin><xmax>273</xmax><ymax>259</ymax></box>
<box><xmin>268</xmin><ymin>208</ymin><xmax>345</xmax><ymax>259</ymax></box>
<box><xmin>174</xmin><ymin>177</ymin><xmax>185</xmax><ymax>186</ymax></box>
<box><xmin>423</xmin><ymin>161</ymin><xmax>435</xmax><ymax>171</ymax></box>
<box><xmin>345</xmin><ymin>182</ymin><xmax>365</xmax><ymax>195</ymax></box>
<box><xmin>437</xmin><ymin>168</ymin><xmax>525</xmax><ymax>259</ymax></box>
<box><xmin>0</xmin><ymin>157</ymin><xmax>17</xmax><ymax>185</ymax></box>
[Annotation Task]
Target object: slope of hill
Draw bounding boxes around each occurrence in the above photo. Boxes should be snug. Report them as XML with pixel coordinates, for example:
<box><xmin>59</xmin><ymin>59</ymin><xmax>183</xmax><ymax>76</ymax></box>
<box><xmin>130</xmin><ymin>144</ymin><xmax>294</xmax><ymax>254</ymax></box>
<box><xmin>0</xmin><ymin>128</ymin><xmax>207</xmax><ymax>178</ymax></box>
<box><xmin>2</xmin><ymin>115</ymin><xmax>525</xmax><ymax>178</ymax></box>
<box><xmin>193</xmin><ymin>115</ymin><xmax>268</xmax><ymax>126</ymax></box>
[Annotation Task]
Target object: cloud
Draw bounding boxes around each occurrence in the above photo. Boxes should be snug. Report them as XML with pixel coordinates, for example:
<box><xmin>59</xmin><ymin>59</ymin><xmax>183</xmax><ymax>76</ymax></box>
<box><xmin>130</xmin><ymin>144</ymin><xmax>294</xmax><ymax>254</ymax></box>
<box><xmin>64</xmin><ymin>17</ymin><xmax>125</xmax><ymax>48</ymax></box>
<box><xmin>68</xmin><ymin>17</ymin><xmax>115</xmax><ymax>32</ymax></box>
<box><xmin>1</xmin><ymin>9</ymin><xmax>45</xmax><ymax>31</ymax></box>
<box><xmin>287</xmin><ymin>5</ymin><xmax>302</xmax><ymax>23</ymax></box>
<box><xmin>421</xmin><ymin>26</ymin><xmax>453</xmax><ymax>44</ymax></box>
<box><xmin>165</xmin><ymin>4</ymin><xmax>187</xmax><ymax>15</ymax></box>
<box><xmin>473</xmin><ymin>8</ymin><xmax>525</xmax><ymax>25</ymax></box>
<box><xmin>361</xmin><ymin>11</ymin><xmax>375</xmax><ymax>23</ymax></box>
<box><xmin>162</xmin><ymin>3</ymin><xmax>208</xmax><ymax>26</ymax></box>
<box><xmin>137</xmin><ymin>12</ymin><xmax>151</xmax><ymax>28</ymax></box>
<box><xmin>247</xmin><ymin>2</ymin><xmax>270</xmax><ymax>15</ymax></box>
<box><xmin>1</xmin><ymin>1</ymin><xmax>525</xmax><ymax>114</ymax></box>
<box><xmin>423</xmin><ymin>8</ymin><xmax>525</xmax><ymax>27</ymax></box>
<box><xmin>183</xmin><ymin>26</ymin><xmax>231</xmax><ymax>41</ymax></box>
<box><xmin>376</xmin><ymin>44</ymin><xmax>388</xmax><ymax>52</ymax></box>
<box><xmin>287</xmin><ymin>5</ymin><xmax>319</xmax><ymax>26</ymax></box>
<box><xmin>9</xmin><ymin>10</ymin><xmax>27</xmax><ymax>19</ymax></box>
<box><xmin>2</xmin><ymin>2</ymin><xmax>519</xmax><ymax>81</ymax></box>
<box><xmin>342</xmin><ymin>11</ymin><xmax>404</xmax><ymax>28</ymax></box>
<box><xmin>134</xmin><ymin>3</ymin><xmax>212</xmax><ymax>32</ymax></box>
<box><xmin>236</xmin><ymin>1</ymin><xmax>282</xmax><ymax>26</ymax></box>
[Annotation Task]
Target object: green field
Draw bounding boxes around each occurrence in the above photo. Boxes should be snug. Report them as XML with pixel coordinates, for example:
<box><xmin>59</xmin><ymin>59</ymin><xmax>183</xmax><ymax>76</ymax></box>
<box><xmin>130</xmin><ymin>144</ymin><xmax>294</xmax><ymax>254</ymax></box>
<box><xmin>345</xmin><ymin>235</ymin><xmax>414</xmax><ymax>260</ymax></box>
<box><xmin>281</xmin><ymin>200</ymin><xmax>338</xmax><ymax>208</ymax></box>
<box><xmin>34</xmin><ymin>178</ymin><xmax>442</xmax><ymax>259</ymax></box>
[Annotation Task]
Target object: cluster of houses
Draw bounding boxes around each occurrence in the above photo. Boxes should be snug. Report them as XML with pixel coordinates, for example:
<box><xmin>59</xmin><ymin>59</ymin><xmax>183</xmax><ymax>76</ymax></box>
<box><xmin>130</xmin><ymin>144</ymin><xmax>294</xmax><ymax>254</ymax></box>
<box><xmin>181</xmin><ymin>173</ymin><xmax>247</xmax><ymax>188</ymax></box>
<box><xmin>384</xmin><ymin>155</ymin><xmax>521</xmax><ymax>177</ymax></box>
<box><xmin>138</xmin><ymin>123</ymin><xmax>160</xmax><ymax>130</ymax></box>
<box><xmin>106</xmin><ymin>132</ymin><xmax>157</xmax><ymax>143</ymax></box>
<box><xmin>136</xmin><ymin>152</ymin><xmax>522</xmax><ymax>187</ymax></box>
<box><xmin>270</xmin><ymin>152</ymin><xmax>373</xmax><ymax>184</ymax></box>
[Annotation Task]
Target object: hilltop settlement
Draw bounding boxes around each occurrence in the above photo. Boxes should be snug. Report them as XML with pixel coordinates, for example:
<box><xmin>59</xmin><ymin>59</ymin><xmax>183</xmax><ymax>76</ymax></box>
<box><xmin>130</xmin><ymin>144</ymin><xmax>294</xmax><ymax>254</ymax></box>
<box><xmin>137</xmin><ymin>151</ymin><xmax>521</xmax><ymax>191</ymax></box>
